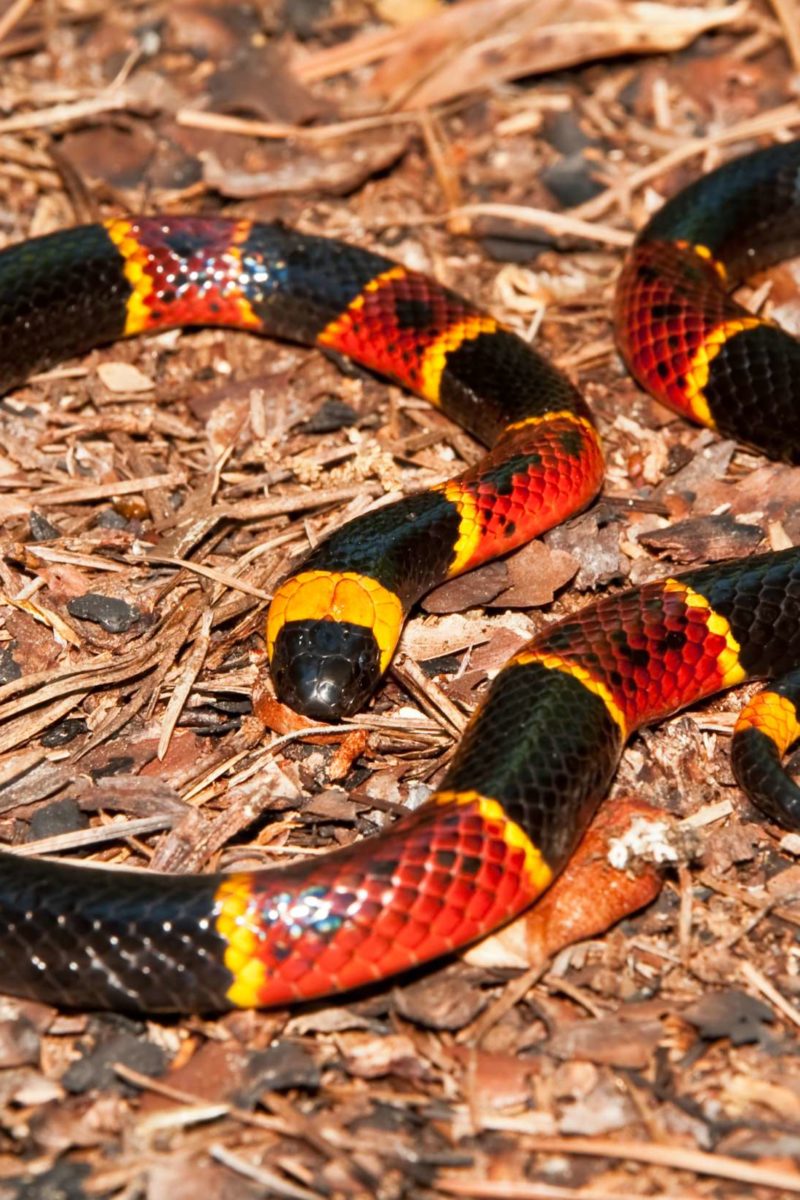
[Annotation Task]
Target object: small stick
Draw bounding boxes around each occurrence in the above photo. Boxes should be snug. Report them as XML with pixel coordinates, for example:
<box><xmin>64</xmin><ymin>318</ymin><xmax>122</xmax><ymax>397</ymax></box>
<box><xmin>767</xmin><ymin>0</ymin><xmax>800</xmax><ymax>69</ymax></box>
<box><xmin>392</xmin><ymin>652</ymin><xmax>468</xmax><ymax>737</ymax></box>
<box><xmin>444</xmin><ymin>1132</ymin><xmax>800</xmax><ymax>1194</ymax></box>
<box><xmin>176</xmin><ymin>107</ymin><xmax>422</xmax><ymax>141</ymax></box>
<box><xmin>741</xmin><ymin>959</ymin><xmax>800</xmax><ymax>1031</ymax></box>
<box><xmin>0</xmin><ymin>0</ymin><xmax>35</xmax><ymax>45</ymax></box>
<box><xmin>571</xmin><ymin>103</ymin><xmax>800</xmax><ymax>223</ymax></box>
<box><xmin>0</xmin><ymin>87</ymin><xmax>142</xmax><ymax>136</ymax></box>
<box><xmin>34</xmin><ymin>472</ymin><xmax>186</xmax><ymax>506</ymax></box>
<box><xmin>144</xmin><ymin>553</ymin><xmax>271</xmax><ymax>602</ymax></box>
<box><xmin>442</xmin><ymin>202</ymin><xmax>631</xmax><ymax>248</ymax></box>
<box><xmin>6</xmin><ymin>816</ymin><xmax>174</xmax><ymax>857</ymax></box>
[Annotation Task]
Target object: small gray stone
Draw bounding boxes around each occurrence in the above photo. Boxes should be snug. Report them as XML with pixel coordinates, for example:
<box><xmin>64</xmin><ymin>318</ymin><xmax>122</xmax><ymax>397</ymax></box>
<box><xmin>67</xmin><ymin>593</ymin><xmax>140</xmax><ymax>633</ymax></box>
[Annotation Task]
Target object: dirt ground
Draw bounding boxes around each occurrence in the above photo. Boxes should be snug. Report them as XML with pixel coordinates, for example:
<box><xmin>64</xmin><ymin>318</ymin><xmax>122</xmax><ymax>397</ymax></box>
<box><xmin>0</xmin><ymin>1</ymin><xmax>799</xmax><ymax>1197</ymax></box>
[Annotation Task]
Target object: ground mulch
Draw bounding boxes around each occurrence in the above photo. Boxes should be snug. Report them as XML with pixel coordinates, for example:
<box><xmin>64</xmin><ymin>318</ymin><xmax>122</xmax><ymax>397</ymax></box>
<box><xmin>0</xmin><ymin>1</ymin><xmax>799</xmax><ymax>1197</ymax></box>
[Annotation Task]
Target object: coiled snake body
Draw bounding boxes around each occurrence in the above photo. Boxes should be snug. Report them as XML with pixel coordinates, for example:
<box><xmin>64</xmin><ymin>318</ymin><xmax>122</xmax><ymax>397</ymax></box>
<box><xmin>0</xmin><ymin>141</ymin><xmax>798</xmax><ymax>1011</ymax></box>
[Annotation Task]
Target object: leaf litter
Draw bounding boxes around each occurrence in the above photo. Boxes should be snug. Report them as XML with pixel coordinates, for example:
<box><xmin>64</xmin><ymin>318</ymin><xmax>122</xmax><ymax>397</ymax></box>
<box><xmin>0</xmin><ymin>1</ymin><xmax>799</xmax><ymax>1197</ymax></box>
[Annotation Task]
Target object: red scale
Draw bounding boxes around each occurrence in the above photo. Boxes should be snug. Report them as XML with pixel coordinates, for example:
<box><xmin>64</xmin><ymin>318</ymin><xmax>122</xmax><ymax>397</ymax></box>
<box><xmin>126</xmin><ymin>218</ymin><xmax>258</xmax><ymax>331</ymax></box>
<box><xmin>323</xmin><ymin>270</ymin><xmax>472</xmax><ymax>395</ymax></box>
<box><xmin>616</xmin><ymin>240</ymin><xmax>749</xmax><ymax>423</ymax></box>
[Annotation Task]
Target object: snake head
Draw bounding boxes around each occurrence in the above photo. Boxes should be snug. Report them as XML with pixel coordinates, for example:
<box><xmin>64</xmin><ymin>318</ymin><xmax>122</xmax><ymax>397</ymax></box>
<box><xmin>266</xmin><ymin>569</ymin><xmax>404</xmax><ymax>721</ymax></box>
<box><xmin>269</xmin><ymin>617</ymin><xmax>382</xmax><ymax>721</ymax></box>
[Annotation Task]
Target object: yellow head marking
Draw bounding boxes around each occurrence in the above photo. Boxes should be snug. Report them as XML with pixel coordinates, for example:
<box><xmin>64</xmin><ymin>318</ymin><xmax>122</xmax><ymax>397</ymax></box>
<box><xmin>267</xmin><ymin>570</ymin><xmax>404</xmax><ymax>674</ymax></box>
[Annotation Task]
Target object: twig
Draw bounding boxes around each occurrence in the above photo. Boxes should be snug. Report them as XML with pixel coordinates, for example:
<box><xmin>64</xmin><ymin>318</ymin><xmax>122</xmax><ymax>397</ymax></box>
<box><xmin>767</xmin><ymin>0</ymin><xmax>800</xmax><ymax>69</ymax></box>
<box><xmin>215</xmin><ymin>482</ymin><xmax>384</xmax><ymax>522</ymax></box>
<box><xmin>0</xmin><ymin>647</ymin><xmax>159</xmax><ymax>716</ymax></box>
<box><xmin>0</xmin><ymin>691</ymin><xmax>88</xmax><ymax>755</ymax></box>
<box><xmin>25</xmin><ymin>546</ymin><xmax>127</xmax><ymax>574</ymax></box>
<box><xmin>385</xmin><ymin>0</ymin><xmax>536</xmax><ymax>111</ymax></box>
<box><xmin>443</xmin><ymin>203</ymin><xmax>631</xmax><ymax>248</ymax></box>
<box><xmin>158</xmin><ymin>608</ymin><xmax>213</xmax><ymax>760</ymax></box>
<box><xmin>113</xmin><ymin>1063</ymin><xmax>320</xmax><ymax>1200</ymax></box>
<box><xmin>571</xmin><ymin>103</ymin><xmax>800</xmax><ymax>223</ymax></box>
<box><xmin>459</xmin><ymin>1132</ymin><xmax>800</xmax><ymax>1194</ymax></box>
<box><xmin>33</xmin><ymin>472</ymin><xmax>186</xmax><ymax>506</ymax></box>
<box><xmin>176</xmin><ymin>108</ymin><xmax>422</xmax><ymax>142</ymax></box>
<box><xmin>419</xmin><ymin>108</ymin><xmax>464</xmax><ymax>222</ymax></box>
<box><xmin>0</xmin><ymin>86</ymin><xmax>146</xmax><ymax>136</ymax></box>
<box><xmin>677</xmin><ymin>862</ymin><xmax>693</xmax><ymax>966</ymax></box>
<box><xmin>740</xmin><ymin>960</ymin><xmax>800</xmax><ymax>1030</ymax></box>
<box><xmin>6</xmin><ymin>816</ymin><xmax>175</xmax><ymax>857</ymax></box>
<box><xmin>261</xmin><ymin>1090</ymin><xmax>379</xmax><ymax>1196</ymax></box>
<box><xmin>0</xmin><ymin>0</ymin><xmax>35</xmax><ymax>45</ymax></box>
<box><xmin>143</xmin><ymin>553</ymin><xmax>271</xmax><ymax>602</ymax></box>
<box><xmin>290</xmin><ymin>0</ymin><xmax>545</xmax><ymax>86</ymax></box>
<box><xmin>210</xmin><ymin>1145</ymin><xmax>324</xmax><ymax>1200</ymax></box>
<box><xmin>460</xmin><ymin>961</ymin><xmax>548</xmax><ymax>1046</ymax></box>
<box><xmin>292</xmin><ymin>23</ymin><xmax>408</xmax><ymax>82</ymax></box>
<box><xmin>391</xmin><ymin>653</ymin><xmax>467</xmax><ymax>738</ymax></box>
<box><xmin>113</xmin><ymin>1062</ymin><xmax>282</xmax><ymax>1132</ymax></box>
<box><xmin>439</xmin><ymin>1181</ymin><xmax>703</xmax><ymax>1200</ymax></box>
<box><xmin>698</xmin><ymin>869</ymin><xmax>800</xmax><ymax>929</ymax></box>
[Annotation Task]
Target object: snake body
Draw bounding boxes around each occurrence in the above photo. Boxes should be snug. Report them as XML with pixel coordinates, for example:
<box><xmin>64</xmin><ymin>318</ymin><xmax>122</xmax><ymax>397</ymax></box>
<box><xmin>0</xmin><ymin>141</ymin><xmax>798</xmax><ymax>1011</ymax></box>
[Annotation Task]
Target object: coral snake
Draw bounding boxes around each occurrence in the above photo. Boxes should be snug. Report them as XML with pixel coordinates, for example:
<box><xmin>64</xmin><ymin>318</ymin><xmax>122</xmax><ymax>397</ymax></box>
<box><xmin>0</xmin><ymin>141</ymin><xmax>798</xmax><ymax>1013</ymax></box>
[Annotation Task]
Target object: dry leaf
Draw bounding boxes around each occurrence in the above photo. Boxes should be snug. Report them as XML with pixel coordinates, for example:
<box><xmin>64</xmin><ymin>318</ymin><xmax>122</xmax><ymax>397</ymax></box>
<box><xmin>96</xmin><ymin>361</ymin><xmax>155</xmax><ymax>393</ymax></box>
<box><xmin>369</xmin><ymin>0</ymin><xmax>749</xmax><ymax>108</ymax></box>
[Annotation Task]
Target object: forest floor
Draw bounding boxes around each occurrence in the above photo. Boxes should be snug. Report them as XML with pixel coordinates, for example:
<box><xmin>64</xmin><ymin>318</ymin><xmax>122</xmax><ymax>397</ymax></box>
<box><xmin>0</xmin><ymin>1</ymin><xmax>800</xmax><ymax>1197</ymax></box>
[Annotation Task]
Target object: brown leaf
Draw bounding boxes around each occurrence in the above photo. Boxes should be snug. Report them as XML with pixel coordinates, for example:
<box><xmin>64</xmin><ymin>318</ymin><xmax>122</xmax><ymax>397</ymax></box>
<box><xmin>682</xmin><ymin>990</ymin><xmax>775</xmax><ymax>1046</ymax></box>
<box><xmin>207</xmin><ymin>43</ymin><xmax>323</xmax><ymax>125</ymax></box>
<box><xmin>488</xmin><ymin>540</ymin><xmax>578</xmax><ymax>608</ymax></box>
<box><xmin>341</xmin><ymin>1032</ymin><xmax>429</xmax><ymax>1081</ymax></box>
<box><xmin>422</xmin><ymin>561</ymin><xmax>508</xmax><ymax>613</ymax></box>
<box><xmin>368</xmin><ymin>0</ymin><xmax>747</xmax><ymax>109</ymax></box>
<box><xmin>200</xmin><ymin>128</ymin><xmax>410</xmax><ymax>198</ymax></box>
<box><xmin>452</xmin><ymin>1045</ymin><xmax>538</xmax><ymax>1110</ymax></box>
<box><xmin>639</xmin><ymin>514</ymin><xmax>764</xmax><ymax>563</ymax></box>
<box><xmin>393</xmin><ymin>964</ymin><xmax>488</xmax><ymax>1031</ymax></box>
<box><xmin>548</xmin><ymin>1015</ymin><xmax>665</xmax><ymax>1069</ymax></box>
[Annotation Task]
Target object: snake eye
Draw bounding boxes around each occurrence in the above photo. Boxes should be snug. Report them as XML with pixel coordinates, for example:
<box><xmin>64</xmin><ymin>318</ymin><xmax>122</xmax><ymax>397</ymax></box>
<box><xmin>270</xmin><ymin>619</ymin><xmax>382</xmax><ymax>721</ymax></box>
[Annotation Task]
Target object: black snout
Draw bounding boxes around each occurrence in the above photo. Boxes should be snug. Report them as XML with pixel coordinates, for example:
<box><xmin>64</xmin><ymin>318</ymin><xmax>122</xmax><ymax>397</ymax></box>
<box><xmin>270</xmin><ymin>618</ymin><xmax>382</xmax><ymax>721</ymax></box>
